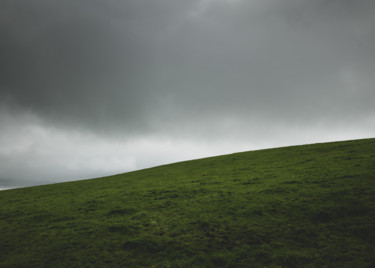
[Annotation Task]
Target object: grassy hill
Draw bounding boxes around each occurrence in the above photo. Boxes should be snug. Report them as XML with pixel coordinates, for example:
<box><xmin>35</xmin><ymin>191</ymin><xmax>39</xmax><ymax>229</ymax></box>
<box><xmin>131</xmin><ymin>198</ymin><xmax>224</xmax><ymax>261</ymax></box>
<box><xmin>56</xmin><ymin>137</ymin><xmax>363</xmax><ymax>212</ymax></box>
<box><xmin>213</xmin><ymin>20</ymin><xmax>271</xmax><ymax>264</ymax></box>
<box><xmin>1</xmin><ymin>138</ymin><xmax>375</xmax><ymax>267</ymax></box>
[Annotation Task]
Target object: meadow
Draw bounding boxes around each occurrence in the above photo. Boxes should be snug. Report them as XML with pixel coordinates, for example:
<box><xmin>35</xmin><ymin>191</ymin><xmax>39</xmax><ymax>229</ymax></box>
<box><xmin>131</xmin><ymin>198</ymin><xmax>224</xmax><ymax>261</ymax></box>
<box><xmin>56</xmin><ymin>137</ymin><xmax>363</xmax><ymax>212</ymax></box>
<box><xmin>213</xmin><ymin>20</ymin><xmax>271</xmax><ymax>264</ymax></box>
<box><xmin>1</xmin><ymin>138</ymin><xmax>375</xmax><ymax>267</ymax></box>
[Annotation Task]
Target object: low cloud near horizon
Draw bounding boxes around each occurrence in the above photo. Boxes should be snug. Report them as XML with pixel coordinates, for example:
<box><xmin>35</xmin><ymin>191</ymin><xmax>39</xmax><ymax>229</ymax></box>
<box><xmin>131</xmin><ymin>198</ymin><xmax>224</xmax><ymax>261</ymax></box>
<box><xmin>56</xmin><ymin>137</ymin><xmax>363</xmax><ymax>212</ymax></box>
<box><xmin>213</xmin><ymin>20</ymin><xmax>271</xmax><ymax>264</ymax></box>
<box><xmin>1</xmin><ymin>0</ymin><xmax>374</xmax><ymax>187</ymax></box>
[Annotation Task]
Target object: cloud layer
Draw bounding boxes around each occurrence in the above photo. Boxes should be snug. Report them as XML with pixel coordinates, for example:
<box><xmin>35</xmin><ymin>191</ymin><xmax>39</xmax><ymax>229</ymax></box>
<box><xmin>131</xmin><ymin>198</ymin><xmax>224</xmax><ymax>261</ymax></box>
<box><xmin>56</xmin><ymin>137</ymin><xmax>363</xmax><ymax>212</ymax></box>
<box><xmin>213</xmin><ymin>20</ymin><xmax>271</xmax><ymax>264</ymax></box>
<box><xmin>1</xmin><ymin>0</ymin><xmax>374</xmax><ymax>186</ymax></box>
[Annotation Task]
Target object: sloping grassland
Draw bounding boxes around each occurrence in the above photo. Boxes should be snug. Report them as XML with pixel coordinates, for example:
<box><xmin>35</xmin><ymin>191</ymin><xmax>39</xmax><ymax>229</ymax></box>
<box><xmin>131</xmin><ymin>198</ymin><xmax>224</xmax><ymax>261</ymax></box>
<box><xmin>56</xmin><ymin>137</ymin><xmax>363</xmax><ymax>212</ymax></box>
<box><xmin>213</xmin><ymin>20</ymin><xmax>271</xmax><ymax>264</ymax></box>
<box><xmin>1</xmin><ymin>138</ymin><xmax>375</xmax><ymax>267</ymax></box>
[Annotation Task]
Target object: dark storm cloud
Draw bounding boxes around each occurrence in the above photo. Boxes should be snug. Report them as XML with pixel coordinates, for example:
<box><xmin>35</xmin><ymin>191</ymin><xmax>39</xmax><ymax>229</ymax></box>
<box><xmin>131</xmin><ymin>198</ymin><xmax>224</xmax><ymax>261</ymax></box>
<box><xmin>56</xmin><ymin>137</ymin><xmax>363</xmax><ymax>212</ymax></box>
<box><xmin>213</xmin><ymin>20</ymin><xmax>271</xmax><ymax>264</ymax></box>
<box><xmin>0</xmin><ymin>0</ymin><xmax>199</xmax><ymax>134</ymax></box>
<box><xmin>1</xmin><ymin>0</ymin><xmax>374</xmax><ymax>138</ymax></box>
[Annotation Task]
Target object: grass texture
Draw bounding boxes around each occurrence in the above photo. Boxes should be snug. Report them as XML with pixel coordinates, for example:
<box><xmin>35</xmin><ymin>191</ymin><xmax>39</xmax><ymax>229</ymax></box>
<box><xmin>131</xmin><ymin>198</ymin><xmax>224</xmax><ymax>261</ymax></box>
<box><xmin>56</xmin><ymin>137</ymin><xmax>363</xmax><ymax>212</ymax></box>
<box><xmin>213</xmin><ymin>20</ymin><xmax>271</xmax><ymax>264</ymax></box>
<box><xmin>1</xmin><ymin>138</ymin><xmax>375</xmax><ymax>267</ymax></box>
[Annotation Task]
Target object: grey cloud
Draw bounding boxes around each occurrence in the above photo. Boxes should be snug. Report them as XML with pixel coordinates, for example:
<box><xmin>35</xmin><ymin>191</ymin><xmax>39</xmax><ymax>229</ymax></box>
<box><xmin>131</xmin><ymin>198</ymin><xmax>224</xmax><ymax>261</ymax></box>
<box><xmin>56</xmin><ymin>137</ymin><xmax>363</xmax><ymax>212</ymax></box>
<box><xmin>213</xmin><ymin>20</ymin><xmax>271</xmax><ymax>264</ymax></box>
<box><xmin>1</xmin><ymin>0</ymin><xmax>374</xmax><ymax>137</ymax></box>
<box><xmin>0</xmin><ymin>0</ymin><xmax>198</xmax><ymax>134</ymax></box>
<box><xmin>148</xmin><ymin>0</ymin><xmax>375</xmax><ymax>128</ymax></box>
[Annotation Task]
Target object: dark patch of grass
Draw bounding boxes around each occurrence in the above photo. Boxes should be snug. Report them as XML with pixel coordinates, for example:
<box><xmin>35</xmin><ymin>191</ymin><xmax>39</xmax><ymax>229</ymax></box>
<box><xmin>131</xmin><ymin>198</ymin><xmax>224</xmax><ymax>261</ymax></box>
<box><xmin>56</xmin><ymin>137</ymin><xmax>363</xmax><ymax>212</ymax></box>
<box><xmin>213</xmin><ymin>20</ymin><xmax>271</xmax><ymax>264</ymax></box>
<box><xmin>107</xmin><ymin>208</ymin><xmax>137</xmax><ymax>216</ymax></box>
<box><xmin>1</xmin><ymin>138</ymin><xmax>375</xmax><ymax>267</ymax></box>
<box><xmin>107</xmin><ymin>225</ymin><xmax>138</xmax><ymax>235</ymax></box>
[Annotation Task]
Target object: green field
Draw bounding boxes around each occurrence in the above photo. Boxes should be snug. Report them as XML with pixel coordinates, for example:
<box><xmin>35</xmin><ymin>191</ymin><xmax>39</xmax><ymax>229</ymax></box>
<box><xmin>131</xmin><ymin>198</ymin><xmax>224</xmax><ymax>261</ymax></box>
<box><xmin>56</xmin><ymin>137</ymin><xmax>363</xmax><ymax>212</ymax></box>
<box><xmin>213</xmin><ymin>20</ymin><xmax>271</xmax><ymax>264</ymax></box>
<box><xmin>1</xmin><ymin>138</ymin><xmax>375</xmax><ymax>267</ymax></box>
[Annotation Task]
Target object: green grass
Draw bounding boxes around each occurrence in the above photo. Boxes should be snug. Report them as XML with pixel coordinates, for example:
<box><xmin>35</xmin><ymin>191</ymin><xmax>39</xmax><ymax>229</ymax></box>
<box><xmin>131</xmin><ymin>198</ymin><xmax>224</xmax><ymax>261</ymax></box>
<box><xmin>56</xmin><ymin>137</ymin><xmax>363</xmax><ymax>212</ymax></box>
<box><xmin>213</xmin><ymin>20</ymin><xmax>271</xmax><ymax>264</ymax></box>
<box><xmin>1</xmin><ymin>138</ymin><xmax>375</xmax><ymax>267</ymax></box>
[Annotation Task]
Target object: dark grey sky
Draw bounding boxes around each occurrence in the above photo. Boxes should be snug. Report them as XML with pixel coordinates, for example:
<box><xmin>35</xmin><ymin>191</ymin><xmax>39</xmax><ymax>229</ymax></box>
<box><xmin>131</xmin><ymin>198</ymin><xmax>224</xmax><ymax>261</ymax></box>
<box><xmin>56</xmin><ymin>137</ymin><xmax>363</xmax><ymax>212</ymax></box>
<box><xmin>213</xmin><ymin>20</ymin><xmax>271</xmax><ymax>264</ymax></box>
<box><xmin>1</xmin><ymin>0</ymin><xmax>374</xmax><ymax>187</ymax></box>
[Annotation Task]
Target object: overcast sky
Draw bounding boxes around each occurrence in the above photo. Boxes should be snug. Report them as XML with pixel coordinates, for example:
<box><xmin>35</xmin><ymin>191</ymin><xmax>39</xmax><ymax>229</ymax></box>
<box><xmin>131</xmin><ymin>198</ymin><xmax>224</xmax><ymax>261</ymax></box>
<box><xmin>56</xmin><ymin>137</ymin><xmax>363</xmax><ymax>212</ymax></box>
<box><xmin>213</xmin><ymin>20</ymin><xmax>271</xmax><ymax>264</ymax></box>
<box><xmin>1</xmin><ymin>0</ymin><xmax>374</xmax><ymax>187</ymax></box>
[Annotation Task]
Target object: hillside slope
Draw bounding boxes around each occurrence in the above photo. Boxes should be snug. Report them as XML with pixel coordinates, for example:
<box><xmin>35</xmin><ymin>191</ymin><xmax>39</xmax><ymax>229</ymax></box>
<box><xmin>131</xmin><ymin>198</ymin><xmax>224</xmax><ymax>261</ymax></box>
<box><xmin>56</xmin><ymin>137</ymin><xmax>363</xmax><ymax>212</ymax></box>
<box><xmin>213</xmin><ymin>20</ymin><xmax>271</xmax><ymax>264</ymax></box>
<box><xmin>1</xmin><ymin>138</ymin><xmax>375</xmax><ymax>267</ymax></box>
